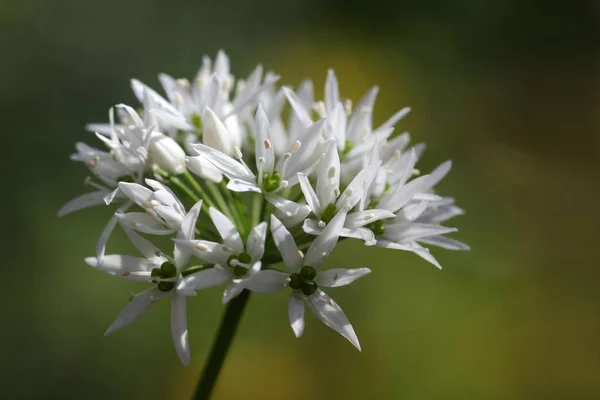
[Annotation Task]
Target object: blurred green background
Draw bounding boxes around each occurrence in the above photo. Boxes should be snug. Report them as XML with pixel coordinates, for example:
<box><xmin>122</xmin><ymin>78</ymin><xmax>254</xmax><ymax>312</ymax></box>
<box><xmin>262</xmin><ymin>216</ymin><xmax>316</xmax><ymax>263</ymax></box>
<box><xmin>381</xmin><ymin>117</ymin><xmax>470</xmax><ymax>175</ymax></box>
<box><xmin>3</xmin><ymin>0</ymin><xmax>600</xmax><ymax>398</ymax></box>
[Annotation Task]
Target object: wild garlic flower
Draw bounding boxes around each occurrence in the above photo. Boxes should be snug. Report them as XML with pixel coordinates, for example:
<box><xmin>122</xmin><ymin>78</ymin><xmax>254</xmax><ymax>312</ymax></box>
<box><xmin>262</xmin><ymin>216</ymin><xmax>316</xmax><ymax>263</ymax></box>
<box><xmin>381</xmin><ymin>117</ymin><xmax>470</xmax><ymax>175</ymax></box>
<box><xmin>58</xmin><ymin>50</ymin><xmax>468</xmax><ymax>367</ymax></box>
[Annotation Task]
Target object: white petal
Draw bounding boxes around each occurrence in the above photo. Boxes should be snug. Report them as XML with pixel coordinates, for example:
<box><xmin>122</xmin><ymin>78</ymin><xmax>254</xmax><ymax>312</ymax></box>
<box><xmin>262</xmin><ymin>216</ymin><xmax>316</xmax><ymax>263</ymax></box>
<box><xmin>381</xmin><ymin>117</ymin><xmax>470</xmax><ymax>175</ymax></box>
<box><xmin>288</xmin><ymin>292</ymin><xmax>305</xmax><ymax>338</ymax></box>
<box><xmin>423</xmin><ymin>160</ymin><xmax>452</xmax><ymax>192</ymax></box>
<box><xmin>105</xmin><ymin>287</ymin><xmax>166</xmax><ymax>335</ymax></box>
<box><xmin>384</xmin><ymin>223</ymin><xmax>457</xmax><ymax>242</ymax></box>
<box><xmin>254</xmin><ymin>105</ymin><xmax>275</xmax><ymax>173</ymax></box>
<box><xmin>247</xmin><ymin>222</ymin><xmax>267</xmax><ymax>262</ymax></box>
<box><xmin>130</xmin><ymin>79</ymin><xmax>179</xmax><ymax>115</ymax></box>
<box><xmin>96</xmin><ymin>212</ymin><xmax>119</xmax><ymax>262</ymax></box>
<box><xmin>316</xmin><ymin>145</ymin><xmax>340</xmax><ymax>207</ymax></box>
<box><xmin>85</xmin><ymin>254</ymin><xmax>158</xmax><ymax>278</ymax></box>
<box><xmin>118</xmin><ymin>182</ymin><xmax>153</xmax><ymax>207</ymax></box>
<box><xmin>266</xmin><ymin>195</ymin><xmax>311</xmax><ymax>226</ymax></box>
<box><xmin>174</xmin><ymin>200</ymin><xmax>203</xmax><ymax>268</ymax></box>
<box><xmin>58</xmin><ymin>190</ymin><xmax>109</xmax><ymax>216</ymax></box>
<box><xmin>173</xmin><ymin>239</ymin><xmax>231</xmax><ymax>265</ymax></box>
<box><xmin>117</xmin><ymin>212</ymin><xmax>174</xmax><ymax>235</ymax></box>
<box><xmin>203</xmin><ymin>107</ymin><xmax>233</xmax><ymax>155</ymax></box>
<box><xmin>283</xmin><ymin>86</ymin><xmax>313</xmax><ymax>128</ymax></box>
<box><xmin>243</xmin><ymin>270</ymin><xmax>289</xmax><ymax>293</ymax></box>
<box><xmin>177</xmin><ymin>265</ymin><xmax>232</xmax><ymax>293</ymax></box>
<box><xmin>270</xmin><ymin>215</ymin><xmax>302</xmax><ymax>271</ymax></box>
<box><xmin>209</xmin><ymin>207</ymin><xmax>244</xmax><ymax>253</ymax></box>
<box><xmin>121</xmin><ymin>225</ymin><xmax>163</xmax><ymax>260</ymax></box>
<box><xmin>186</xmin><ymin>156</ymin><xmax>223</xmax><ymax>183</ymax></box>
<box><xmin>418</xmin><ymin>235</ymin><xmax>470</xmax><ymax>251</ymax></box>
<box><xmin>344</xmin><ymin>209</ymin><xmax>395</xmax><ymax>229</ymax></box>
<box><xmin>227</xmin><ymin>179</ymin><xmax>261</xmax><ymax>193</ymax></box>
<box><xmin>340</xmin><ymin>227</ymin><xmax>375</xmax><ymax>244</ymax></box>
<box><xmin>298</xmin><ymin>173</ymin><xmax>321</xmax><ymax>215</ymax></box>
<box><xmin>315</xmin><ymin>268</ymin><xmax>371</xmax><ymax>288</ymax></box>
<box><xmin>170</xmin><ymin>293</ymin><xmax>190</xmax><ymax>366</ymax></box>
<box><xmin>190</xmin><ymin>143</ymin><xmax>255</xmax><ymax>183</ymax></box>
<box><xmin>222</xmin><ymin>283</ymin><xmax>244</xmax><ymax>304</ymax></box>
<box><xmin>377</xmin><ymin>175</ymin><xmax>431</xmax><ymax>213</ymax></box>
<box><xmin>324</xmin><ymin>69</ymin><xmax>340</xmax><ymax>114</ymax></box>
<box><xmin>307</xmin><ymin>290</ymin><xmax>361</xmax><ymax>351</ymax></box>
<box><xmin>304</xmin><ymin>207</ymin><xmax>348</xmax><ymax>267</ymax></box>
<box><xmin>375</xmin><ymin>106</ymin><xmax>411</xmax><ymax>133</ymax></box>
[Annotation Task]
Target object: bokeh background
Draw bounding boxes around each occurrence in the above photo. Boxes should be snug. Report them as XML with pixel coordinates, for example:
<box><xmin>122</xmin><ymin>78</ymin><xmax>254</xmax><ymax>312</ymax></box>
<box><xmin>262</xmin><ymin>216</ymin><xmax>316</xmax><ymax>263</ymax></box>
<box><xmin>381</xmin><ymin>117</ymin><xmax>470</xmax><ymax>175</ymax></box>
<box><xmin>3</xmin><ymin>0</ymin><xmax>600</xmax><ymax>398</ymax></box>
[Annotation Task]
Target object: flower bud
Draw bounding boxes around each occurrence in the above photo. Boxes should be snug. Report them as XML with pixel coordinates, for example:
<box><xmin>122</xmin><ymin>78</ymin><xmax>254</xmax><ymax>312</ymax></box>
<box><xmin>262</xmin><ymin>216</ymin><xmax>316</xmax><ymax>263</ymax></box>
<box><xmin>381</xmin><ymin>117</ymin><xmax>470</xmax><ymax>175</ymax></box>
<box><xmin>202</xmin><ymin>107</ymin><xmax>233</xmax><ymax>155</ymax></box>
<box><xmin>148</xmin><ymin>132</ymin><xmax>186</xmax><ymax>175</ymax></box>
<box><xmin>186</xmin><ymin>155</ymin><xmax>223</xmax><ymax>183</ymax></box>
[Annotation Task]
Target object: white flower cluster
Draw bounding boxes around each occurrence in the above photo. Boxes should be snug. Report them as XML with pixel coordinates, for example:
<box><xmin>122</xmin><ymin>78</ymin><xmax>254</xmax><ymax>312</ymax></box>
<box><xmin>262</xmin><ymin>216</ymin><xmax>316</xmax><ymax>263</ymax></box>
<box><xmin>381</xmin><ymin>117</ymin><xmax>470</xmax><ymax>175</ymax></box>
<box><xmin>59</xmin><ymin>50</ymin><xmax>468</xmax><ymax>366</ymax></box>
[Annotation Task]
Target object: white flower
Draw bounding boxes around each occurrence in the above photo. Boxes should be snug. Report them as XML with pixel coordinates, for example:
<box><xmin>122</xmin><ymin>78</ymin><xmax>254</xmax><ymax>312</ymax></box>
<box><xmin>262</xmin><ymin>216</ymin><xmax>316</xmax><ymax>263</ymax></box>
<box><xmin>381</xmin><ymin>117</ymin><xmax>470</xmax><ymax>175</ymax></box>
<box><xmin>185</xmin><ymin>154</ymin><xmax>223</xmax><ymax>183</ymax></box>
<box><xmin>175</xmin><ymin>207</ymin><xmax>267</xmax><ymax>304</ymax></box>
<box><xmin>243</xmin><ymin>213</ymin><xmax>370</xmax><ymax>350</ymax></box>
<box><xmin>190</xmin><ymin>105</ymin><xmax>333</xmax><ymax>226</ymax></box>
<box><xmin>298</xmin><ymin>147</ymin><xmax>394</xmax><ymax>243</ymax></box>
<box><xmin>84</xmin><ymin>206</ymin><xmax>202</xmax><ymax>366</ymax></box>
<box><xmin>147</xmin><ymin>132</ymin><xmax>186</xmax><ymax>175</ymax></box>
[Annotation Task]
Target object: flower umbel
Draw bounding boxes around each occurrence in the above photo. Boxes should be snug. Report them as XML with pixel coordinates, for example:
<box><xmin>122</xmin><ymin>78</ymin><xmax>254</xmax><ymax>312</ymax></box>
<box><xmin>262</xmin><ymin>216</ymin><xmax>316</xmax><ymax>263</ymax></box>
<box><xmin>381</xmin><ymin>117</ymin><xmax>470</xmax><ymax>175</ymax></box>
<box><xmin>58</xmin><ymin>50</ymin><xmax>467</xmax><ymax>397</ymax></box>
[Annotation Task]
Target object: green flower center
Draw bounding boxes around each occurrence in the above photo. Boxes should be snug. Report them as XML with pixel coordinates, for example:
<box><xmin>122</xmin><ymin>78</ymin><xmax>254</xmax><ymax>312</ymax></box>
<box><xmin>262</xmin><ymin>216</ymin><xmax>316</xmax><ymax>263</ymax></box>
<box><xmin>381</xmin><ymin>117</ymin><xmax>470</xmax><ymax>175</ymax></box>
<box><xmin>191</xmin><ymin>113</ymin><xmax>202</xmax><ymax>130</ymax></box>
<box><xmin>118</xmin><ymin>175</ymin><xmax>136</xmax><ymax>183</ymax></box>
<box><xmin>341</xmin><ymin>139</ymin><xmax>354</xmax><ymax>158</ymax></box>
<box><xmin>321</xmin><ymin>203</ymin><xmax>337</xmax><ymax>224</ymax></box>
<box><xmin>366</xmin><ymin>219</ymin><xmax>386</xmax><ymax>236</ymax></box>
<box><xmin>227</xmin><ymin>252</ymin><xmax>253</xmax><ymax>277</ymax></box>
<box><xmin>288</xmin><ymin>266</ymin><xmax>318</xmax><ymax>296</ymax></box>
<box><xmin>151</xmin><ymin>262</ymin><xmax>178</xmax><ymax>292</ymax></box>
<box><xmin>262</xmin><ymin>171</ymin><xmax>281</xmax><ymax>192</ymax></box>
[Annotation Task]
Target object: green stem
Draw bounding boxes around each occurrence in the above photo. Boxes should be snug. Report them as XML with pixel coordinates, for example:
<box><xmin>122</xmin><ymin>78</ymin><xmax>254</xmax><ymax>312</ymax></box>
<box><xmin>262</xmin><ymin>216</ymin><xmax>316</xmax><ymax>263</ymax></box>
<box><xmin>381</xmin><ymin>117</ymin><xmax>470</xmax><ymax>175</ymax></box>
<box><xmin>193</xmin><ymin>290</ymin><xmax>252</xmax><ymax>400</ymax></box>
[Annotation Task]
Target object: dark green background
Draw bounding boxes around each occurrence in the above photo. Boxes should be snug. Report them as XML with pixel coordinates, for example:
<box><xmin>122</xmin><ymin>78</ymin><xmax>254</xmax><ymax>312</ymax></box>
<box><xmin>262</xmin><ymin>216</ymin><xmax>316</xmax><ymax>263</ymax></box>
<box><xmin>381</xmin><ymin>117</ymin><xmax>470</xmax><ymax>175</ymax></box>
<box><xmin>2</xmin><ymin>0</ymin><xmax>599</xmax><ymax>398</ymax></box>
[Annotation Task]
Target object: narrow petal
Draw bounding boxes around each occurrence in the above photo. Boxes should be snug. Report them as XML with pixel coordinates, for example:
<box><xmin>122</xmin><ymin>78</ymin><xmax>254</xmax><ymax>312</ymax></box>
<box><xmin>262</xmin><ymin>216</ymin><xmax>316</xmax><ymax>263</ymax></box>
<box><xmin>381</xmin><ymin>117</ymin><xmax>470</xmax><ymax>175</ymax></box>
<box><xmin>307</xmin><ymin>290</ymin><xmax>361</xmax><ymax>351</ymax></box>
<box><xmin>315</xmin><ymin>268</ymin><xmax>371</xmax><ymax>288</ymax></box>
<box><xmin>324</xmin><ymin>69</ymin><xmax>340</xmax><ymax>114</ymax></box>
<box><xmin>384</xmin><ymin>223</ymin><xmax>457</xmax><ymax>242</ymax></box>
<box><xmin>209</xmin><ymin>207</ymin><xmax>244</xmax><ymax>253</ymax></box>
<box><xmin>105</xmin><ymin>287</ymin><xmax>166</xmax><ymax>335</ymax></box>
<box><xmin>283</xmin><ymin>86</ymin><xmax>313</xmax><ymax>128</ymax></box>
<box><xmin>247</xmin><ymin>222</ymin><xmax>267</xmax><ymax>262</ymax></box>
<box><xmin>170</xmin><ymin>293</ymin><xmax>190</xmax><ymax>366</ymax></box>
<box><xmin>174</xmin><ymin>200</ymin><xmax>203</xmax><ymax>268</ymax></box>
<box><xmin>243</xmin><ymin>270</ymin><xmax>289</xmax><ymax>293</ymax></box>
<box><xmin>288</xmin><ymin>292</ymin><xmax>305</xmax><ymax>338</ymax></box>
<box><xmin>121</xmin><ymin>225</ymin><xmax>164</xmax><ymax>260</ymax></box>
<box><xmin>266</xmin><ymin>195</ymin><xmax>311</xmax><ymax>227</ymax></box>
<box><xmin>254</xmin><ymin>105</ymin><xmax>275</xmax><ymax>173</ymax></box>
<box><xmin>85</xmin><ymin>254</ymin><xmax>158</xmax><ymax>276</ymax></box>
<box><xmin>298</xmin><ymin>173</ymin><xmax>321</xmax><ymax>215</ymax></box>
<box><xmin>304</xmin><ymin>207</ymin><xmax>348</xmax><ymax>267</ymax></box>
<box><xmin>418</xmin><ymin>235</ymin><xmax>470</xmax><ymax>251</ymax></box>
<box><xmin>270</xmin><ymin>215</ymin><xmax>302</xmax><ymax>271</ymax></box>
<box><xmin>375</xmin><ymin>106</ymin><xmax>411</xmax><ymax>133</ymax></box>
<box><xmin>190</xmin><ymin>143</ymin><xmax>255</xmax><ymax>183</ymax></box>
<box><xmin>344</xmin><ymin>209</ymin><xmax>395</xmax><ymax>229</ymax></box>
<box><xmin>423</xmin><ymin>160</ymin><xmax>452</xmax><ymax>192</ymax></box>
<box><xmin>118</xmin><ymin>182</ymin><xmax>153</xmax><ymax>207</ymax></box>
<box><xmin>177</xmin><ymin>265</ymin><xmax>232</xmax><ymax>293</ymax></box>
<box><xmin>58</xmin><ymin>191</ymin><xmax>109</xmax><ymax>216</ymax></box>
<box><xmin>227</xmin><ymin>179</ymin><xmax>262</xmax><ymax>193</ymax></box>
<box><xmin>222</xmin><ymin>283</ymin><xmax>244</xmax><ymax>304</ymax></box>
<box><xmin>173</xmin><ymin>239</ymin><xmax>230</xmax><ymax>265</ymax></box>
<box><xmin>203</xmin><ymin>107</ymin><xmax>233</xmax><ymax>155</ymax></box>
<box><xmin>97</xmin><ymin>212</ymin><xmax>119</xmax><ymax>262</ymax></box>
<box><xmin>117</xmin><ymin>212</ymin><xmax>174</xmax><ymax>235</ymax></box>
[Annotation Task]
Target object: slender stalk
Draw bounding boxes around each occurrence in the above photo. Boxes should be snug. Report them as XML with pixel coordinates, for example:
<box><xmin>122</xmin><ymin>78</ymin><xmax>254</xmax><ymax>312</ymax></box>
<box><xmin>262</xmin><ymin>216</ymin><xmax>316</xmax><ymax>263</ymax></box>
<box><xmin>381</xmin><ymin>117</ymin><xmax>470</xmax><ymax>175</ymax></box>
<box><xmin>193</xmin><ymin>290</ymin><xmax>252</xmax><ymax>400</ymax></box>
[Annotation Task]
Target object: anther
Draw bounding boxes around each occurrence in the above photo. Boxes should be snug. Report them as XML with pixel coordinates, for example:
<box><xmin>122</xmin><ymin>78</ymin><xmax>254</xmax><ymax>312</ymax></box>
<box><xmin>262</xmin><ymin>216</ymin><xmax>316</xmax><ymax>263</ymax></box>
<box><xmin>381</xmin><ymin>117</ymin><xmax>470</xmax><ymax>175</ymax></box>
<box><xmin>195</xmin><ymin>243</ymin><xmax>209</xmax><ymax>251</ymax></box>
<box><xmin>412</xmin><ymin>169</ymin><xmax>421</xmax><ymax>176</ymax></box>
<box><xmin>176</xmin><ymin>78</ymin><xmax>190</xmax><ymax>89</ymax></box>
<box><xmin>174</xmin><ymin>92</ymin><xmax>184</xmax><ymax>105</ymax></box>
<box><xmin>292</xmin><ymin>141</ymin><xmax>301</xmax><ymax>153</ymax></box>
<box><xmin>318</xmin><ymin>221</ymin><xmax>326</xmax><ymax>229</ymax></box>
<box><xmin>344</xmin><ymin>99</ymin><xmax>353</xmax><ymax>114</ymax></box>
<box><xmin>297</xmin><ymin>250</ymin><xmax>304</xmax><ymax>259</ymax></box>
<box><xmin>264</xmin><ymin>139</ymin><xmax>272</xmax><ymax>150</ymax></box>
<box><xmin>283</xmin><ymin>152</ymin><xmax>291</xmax><ymax>161</ymax></box>
<box><xmin>327</xmin><ymin>167</ymin><xmax>336</xmax><ymax>179</ymax></box>
<box><xmin>234</xmin><ymin>146</ymin><xmax>243</xmax><ymax>160</ymax></box>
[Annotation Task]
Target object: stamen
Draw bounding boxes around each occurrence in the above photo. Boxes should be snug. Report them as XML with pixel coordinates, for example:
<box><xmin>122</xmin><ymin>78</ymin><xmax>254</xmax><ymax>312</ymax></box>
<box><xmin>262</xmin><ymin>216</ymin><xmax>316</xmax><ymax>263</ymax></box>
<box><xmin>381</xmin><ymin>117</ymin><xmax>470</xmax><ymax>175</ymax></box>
<box><xmin>344</xmin><ymin>99</ymin><xmax>353</xmax><ymax>114</ymax></box>
<box><xmin>174</xmin><ymin>92</ymin><xmax>184</xmax><ymax>105</ymax></box>
<box><xmin>195</xmin><ymin>243</ymin><xmax>209</xmax><ymax>252</ymax></box>
<box><xmin>327</xmin><ymin>166</ymin><xmax>336</xmax><ymax>179</ymax></box>
<box><xmin>412</xmin><ymin>168</ymin><xmax>421</xmax><ymax>176</ymax></box>
<box><xmin>334</xmin><ymin>188</ymin><xmax>341</xmax><ymax>197</ymax></box>
<box><xmin>264</xmin><ymin>139</ymin><xmax>272</xmax><ymax>150</ymax></box>
<box><xmin>329</xmin><ymin>298</ymin><xmax>335</xmax><ymax>306</ymax></box>
<box><xmin>318</xmin><ymin>221</ymin><xmax>326</xmax><ymax>229</ymax></box>
<box><xmin>233</xmin><ymin>146</ymin><xmax>243</xmax><ymax>160</ymax></box>
<box><xmin>176</xmin><ymin>78</ymin><xmax>190</xmax><ymax>89</ymax></box>
<box><xmin>292</xmin><ymin>141</ymin><xmax>301</xmax><ymax>153</ymax></box>
<box><xmin>344</xmin><ymin>187</ymin><xmax>355</xmax><ymax>197</ymax></box>
<box><xmin>316</xmin><ymin>101</ymin><xmax>326</xmax><ymax>117</ymax></box>
<box><xmin>297</xmin><ymin>250</ymin><xmax>304</xmax><ymax>259</ymax></box>
<box><xmin>333</xmin><ymin>272</ymin><xmax>339</xmax><ymax>281</ymax></box>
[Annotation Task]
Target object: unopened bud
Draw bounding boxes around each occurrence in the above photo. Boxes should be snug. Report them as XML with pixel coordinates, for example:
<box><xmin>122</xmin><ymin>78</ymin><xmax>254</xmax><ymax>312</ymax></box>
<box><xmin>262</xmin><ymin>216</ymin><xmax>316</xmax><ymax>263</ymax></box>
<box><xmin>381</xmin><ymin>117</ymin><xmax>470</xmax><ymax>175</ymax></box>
<box><xmin>148</xmin><ymin>133</ymin><xmax>186</xmax><ymax>175</ymax></box>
